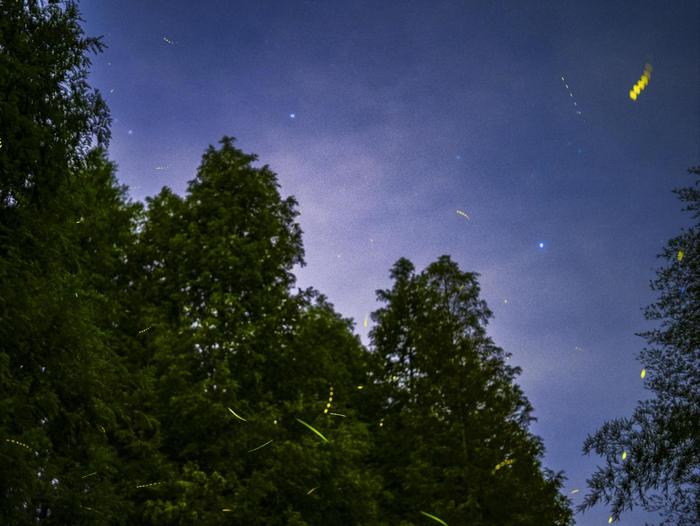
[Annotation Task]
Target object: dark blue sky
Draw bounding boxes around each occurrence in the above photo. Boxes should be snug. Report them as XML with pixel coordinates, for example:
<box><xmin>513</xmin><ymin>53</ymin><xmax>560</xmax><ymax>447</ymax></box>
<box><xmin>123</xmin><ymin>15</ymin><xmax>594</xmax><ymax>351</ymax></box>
<box><xmin>80</xmin><ymin>1</ymin><xmax>699</xmax><ymax>524</ymax></box>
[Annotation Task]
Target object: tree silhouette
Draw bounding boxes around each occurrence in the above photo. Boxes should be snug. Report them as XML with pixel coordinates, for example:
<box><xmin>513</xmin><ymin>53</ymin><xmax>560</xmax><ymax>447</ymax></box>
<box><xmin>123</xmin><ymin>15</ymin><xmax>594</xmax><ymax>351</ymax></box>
<box><xmin>578</xmin><ymin>167</ymin><xmax>700</xmax><ymax>526</ymax></box>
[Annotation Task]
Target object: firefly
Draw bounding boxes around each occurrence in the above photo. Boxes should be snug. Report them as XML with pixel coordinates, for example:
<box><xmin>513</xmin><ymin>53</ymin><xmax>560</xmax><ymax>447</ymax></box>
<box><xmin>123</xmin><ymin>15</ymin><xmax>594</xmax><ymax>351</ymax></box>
<box><xmin>296</xmin><ymin>418</ymin><xmax>329</xmax><ymax>443</ymax></box>
<box><xmin>420</xmin><ymin>511</ymin><xmax>449</xmax><ymax>526</ymax></box>
<box><xmin>228</xmin><ymin>407</ymin><xmax>248</xmax><ymax>422</ymax></box>
<box><xmin>247</xmin><ymin>439</ymin><xmax>273</xmax><ymax>453</ymax></box>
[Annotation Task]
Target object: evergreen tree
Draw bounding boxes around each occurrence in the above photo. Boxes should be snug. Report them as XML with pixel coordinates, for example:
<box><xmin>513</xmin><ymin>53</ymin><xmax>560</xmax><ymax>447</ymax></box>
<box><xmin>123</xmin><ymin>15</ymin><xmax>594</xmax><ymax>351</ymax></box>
<box><xmin>130</xmin><ymin>137</ymin><xmax>382</xmax><ymax>524</ymax></box>
<box><xmin>0</xmin><ymin>0</ymin><xmax>110</xmax><ymax>212</ymax></box>
<box><xmin>367</xmin><ymin>256</ymin><xmax>574</xmax><ymax>525</ymax></box>
<box><xmin>578</xmin><ymin>167</ymin><xmax>700</xmax><ymax>526</ymax></box>
<box><xmin>0</xmin><ymin>2</ymin><xmax>142</xmax><ymax>522</ymax></box>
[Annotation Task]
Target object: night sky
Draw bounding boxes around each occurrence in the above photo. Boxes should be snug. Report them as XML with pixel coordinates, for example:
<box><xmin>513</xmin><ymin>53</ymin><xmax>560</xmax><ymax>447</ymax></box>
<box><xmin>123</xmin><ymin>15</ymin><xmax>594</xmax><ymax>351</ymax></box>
<box><xmin>80</xmin><ymin>1</ymin><xmax>699</xmax><ymax>524</ymax></box>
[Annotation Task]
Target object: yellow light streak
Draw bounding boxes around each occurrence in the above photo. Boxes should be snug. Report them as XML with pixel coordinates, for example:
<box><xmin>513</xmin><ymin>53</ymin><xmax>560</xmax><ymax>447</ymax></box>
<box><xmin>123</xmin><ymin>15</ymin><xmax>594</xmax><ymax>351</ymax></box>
<box><xmin>296</xmin><ymin>418</ymin><xmax>329</xmax><ymax>443</ymax></box>
<box><xmin>420</xmin><ymin>510</ymin><xmax>449</xmax><ymax>525</ymax></box>
<box><xmin>228</xmin><ymin>407</ymin><xmax>247</xmax><ymax>422</ymax></box>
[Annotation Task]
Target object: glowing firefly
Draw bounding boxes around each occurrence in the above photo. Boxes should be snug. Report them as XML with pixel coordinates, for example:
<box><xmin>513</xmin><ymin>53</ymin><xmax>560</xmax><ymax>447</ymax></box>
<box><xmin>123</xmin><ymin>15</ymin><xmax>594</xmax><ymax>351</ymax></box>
<box><xmin>306</xmin><ymin>486</ymin><xmax>319</xmax><ymax>495</ymax></box>
<box><xmin>248</xmin><ymin>439</ymin><xmax>273</xmax><ymax>453</ymax></box>
<box><xmin>228</xmin><ymin>407</ymin><xmax>248</xmax><ymax>422</ymax></box>
<box><xmin>5</xmin><ymin>438</ymin><xmax>31</xmax><ymax>451</ymax></box>
<box><xmin>629</xmin><ymin>63</ymin><xmax>652</xmax><ymax>101</ymax></box>
<box><xmin>420</xmin><ymin>510</ymin><xmax>449</xmax><ymax>525</ymax></box>
<box><xmin>493</xmin><ymin>458</ymin><xmax>515</xmax><ymax>473</ymax></box>
<box><xmin>677</xmin><ymin>250</ymin><xmax>684</xmax><ymax>262</ymax></box>
<box><xmin>296</xmin><ymin>418</ymin><xmax>329</xmax><ymax>443</ymax></box>
<box><xmin>363</xmin><ymin>314</ymin><xmax>368</xmax><ymax>328</ymax></box>
<box><xmin>456</xmin><ymin>210</ymin><xmax>470</xmax><ymax>220</ymax></box>
<box><xmin>136</xmin><ymin>481</ymin><xmax>164</xmax><ymax>488</ymax></box>
<box><xmin>640</xmin><ymin>368</ymin><xmax>646</xmax><ymax>379</ymax></box>
<box><xmin>570</xmin><ymin>489</ymin><xmax>579</xmax><ymax>494</ymax></box>
<box><xmin>163</xmin><ymin>37</ymin><xmax>174</xmax><ymax>45</ymax></box>
<box><xmin>622</xmin><ymin>451</ymin><xmax>627</xmax><ymax>461</ymax></box>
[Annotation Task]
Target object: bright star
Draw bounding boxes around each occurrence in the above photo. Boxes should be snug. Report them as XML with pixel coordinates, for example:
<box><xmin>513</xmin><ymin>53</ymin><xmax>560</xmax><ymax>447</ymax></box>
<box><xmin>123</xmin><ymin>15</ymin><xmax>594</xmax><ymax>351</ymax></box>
<box><xmin>289</xmin><ymin>113</ymin><xmax>296</xmax><ymax>119</ymax></box>
<box><xmin>538</xmin><ymin>242</ymin><xmax>544</xmax><ymax>248</ymax></box>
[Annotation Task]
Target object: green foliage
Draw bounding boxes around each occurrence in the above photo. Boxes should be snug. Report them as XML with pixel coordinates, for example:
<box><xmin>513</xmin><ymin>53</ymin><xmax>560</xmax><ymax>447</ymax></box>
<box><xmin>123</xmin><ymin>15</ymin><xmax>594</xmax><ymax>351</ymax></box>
<box><xmin>0</xmin><ymin>0</ymin><xmax>110</xmax><ymax>210</ymax></box>
<box><xmin>368</xmin><ymin>255</ymin><xmax>574</xmax><ymax>525</ymax></box>
<box><xmin>1</xmin><ymin>2</ymin><xmax>577</xmax><ymax>523</ymax></box>
<box><xmin>578</xmin><ymin>167</ymin><xmax>700</xmax><ymax>526</ymax></box>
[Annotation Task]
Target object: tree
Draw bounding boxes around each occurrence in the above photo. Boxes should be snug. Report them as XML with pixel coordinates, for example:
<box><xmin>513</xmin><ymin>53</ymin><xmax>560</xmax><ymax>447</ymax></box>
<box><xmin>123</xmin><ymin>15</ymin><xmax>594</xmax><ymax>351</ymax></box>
<box><xmin>129</xmin><ymin>137</ymin><xmax>383</xmax><ymax>524</ymax></box>
<box><xmin>0</xmin><ymin>2</ymin><xmax>145</xmax><ymax>523</ymax></box>
<box><xmin>578</xmin><ymin>167</ymin><xmax>700</xmax><ymax>526</ymax></box>
<box><xmin>0</xmin><ymin>0</ymin><xmax>110</xmax><ymax>212</ymax></box>
<box><xmin>367</xmin><ymin>255</ymin><xmax>574</xmax><ymax>525</ymax></box>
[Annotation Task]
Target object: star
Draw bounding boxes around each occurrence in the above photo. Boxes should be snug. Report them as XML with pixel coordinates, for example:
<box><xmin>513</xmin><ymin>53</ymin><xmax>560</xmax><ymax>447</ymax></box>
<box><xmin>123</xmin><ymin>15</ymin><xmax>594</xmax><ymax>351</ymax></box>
<box><xmin>289</xmin><ymin>113</ymin><xmax>296</xmax><ymax>119</ymax></box>
<box><xmin>538</xmin><ymin>242</ymin><xmax>545</xmax><ymax>249</ymax></box>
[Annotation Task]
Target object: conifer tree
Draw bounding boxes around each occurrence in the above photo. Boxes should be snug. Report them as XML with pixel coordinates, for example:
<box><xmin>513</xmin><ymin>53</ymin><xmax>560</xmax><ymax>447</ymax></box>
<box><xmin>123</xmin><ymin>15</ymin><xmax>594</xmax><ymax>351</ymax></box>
<box><xmin>367</xmin><ymin>256</ymin><xmax>574</xmax><ymax>525</ymax></box>
<box><xmin>130</xmin><ymin>138</ymin><xmax>383</xmax><ymax>524</ymax></box>
<box><xmin>578</xmin><ymin>167</ymin><xmax>700</xmax><ymax>526</ymax></box>
<box><xmin>0</xmin><ymin>2</ymin><xmax>131</xmax><ymax>523</ymax></box>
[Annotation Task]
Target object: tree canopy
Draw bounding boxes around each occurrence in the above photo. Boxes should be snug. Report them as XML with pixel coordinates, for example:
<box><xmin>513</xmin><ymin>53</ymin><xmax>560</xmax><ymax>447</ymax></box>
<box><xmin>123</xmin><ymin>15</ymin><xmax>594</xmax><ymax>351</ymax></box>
<box><xmin>1</xmin><ymin>1</ymin><xmax>577</xmax><ymax>524</ymax></box>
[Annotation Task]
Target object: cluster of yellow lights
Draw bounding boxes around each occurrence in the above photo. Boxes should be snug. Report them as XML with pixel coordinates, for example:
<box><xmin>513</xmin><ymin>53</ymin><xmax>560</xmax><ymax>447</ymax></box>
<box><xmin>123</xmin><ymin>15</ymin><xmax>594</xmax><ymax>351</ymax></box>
<box><xmin>492</xmin><ymin>458</ymin><xmax>515</xmax><ymax>473</ymax></box>
<box><xmin>135</xmin><ymin>481</ymin><xmax>164</xmax><ymax>489</ymax></box>
<box><xmin>5</xmin><ymin>438</ymin><xmax>31</xmax><ymax>451</ymax></box>
<box><xmin>324</xmin><ymin>386</ymin><xmax>334</xmax><ymax>415</ymax></box>
<box><xmin>629</xmin><ymin>64</ymin><xmax>652</xmax><ymax>101</ymax></box>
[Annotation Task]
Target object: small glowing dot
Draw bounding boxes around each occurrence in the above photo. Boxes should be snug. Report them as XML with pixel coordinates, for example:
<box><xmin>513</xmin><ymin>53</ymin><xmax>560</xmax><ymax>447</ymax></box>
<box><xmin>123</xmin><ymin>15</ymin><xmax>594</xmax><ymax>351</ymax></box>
<box><xmin>127</xmin><ymin>129</ymin><xmax>133</xmax><ymax>135</ymax></box>
<box><xmin>641</xmin><ymin>368</ymin><xmax>646</xmax><ymax>379</ymax></box>
<box><xmin>538</xmin><ymin>242</ymin><xmax>544</xmax><ymax>249</ymax></box>
<box><xmin>289</xmin><ymin>113</ymin><xmax>296</xmax><ymax>119</ymax></box>
<box><xmin>677</xmin><ymin>250</ymin><xmax>684</xmax><ymax>262</ymax></box>
<box><xmin>609</xmin><ymin>516</ymin><xmax>613</xmax><ymax>524</ymax></box>
<box><xmin>622</xmin><ymin>451</ymin><xmax>627</xmax><ymax>460</ymax></box>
